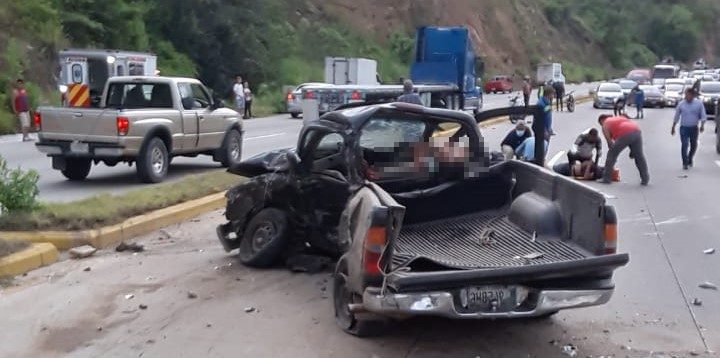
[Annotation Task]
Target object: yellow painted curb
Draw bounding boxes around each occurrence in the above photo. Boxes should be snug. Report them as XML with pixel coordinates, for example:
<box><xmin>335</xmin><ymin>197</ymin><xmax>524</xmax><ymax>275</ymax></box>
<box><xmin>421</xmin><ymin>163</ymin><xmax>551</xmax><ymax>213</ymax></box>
<box><xmin>0</xmin><ymin>243</ymin><xmax>59</xmax><ymax>277</ymax></box>
<box><xmin>0</xmin><ymin>192</ymin><xmax>227</xmax><ymax>250</ymax></box>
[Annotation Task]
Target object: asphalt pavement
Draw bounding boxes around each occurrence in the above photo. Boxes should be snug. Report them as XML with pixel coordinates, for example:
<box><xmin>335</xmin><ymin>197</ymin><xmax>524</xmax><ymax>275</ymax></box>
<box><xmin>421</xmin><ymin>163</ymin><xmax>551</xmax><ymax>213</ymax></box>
<box><xmin>1</xmin><ymin>101</ymin><xmax>719</xmax><ymax>357</ymax></box>
<box><xmin>0</xmin><ymin>82</ymin><xmax>599</xmax><ymax>203</ymax></box>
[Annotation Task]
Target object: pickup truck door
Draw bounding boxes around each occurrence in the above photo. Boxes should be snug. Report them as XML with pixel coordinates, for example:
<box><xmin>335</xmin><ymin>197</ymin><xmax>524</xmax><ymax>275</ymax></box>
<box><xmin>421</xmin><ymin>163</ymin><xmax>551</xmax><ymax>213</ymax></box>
<box><xmin>177</xmin><ymin>82</ymin><xmax>226</xmax><ymax>150</ymax></box>
<box><xmin>176</xmin><ymin>82</ymin><xmax>201</xmax><ymax>150</ymax></box>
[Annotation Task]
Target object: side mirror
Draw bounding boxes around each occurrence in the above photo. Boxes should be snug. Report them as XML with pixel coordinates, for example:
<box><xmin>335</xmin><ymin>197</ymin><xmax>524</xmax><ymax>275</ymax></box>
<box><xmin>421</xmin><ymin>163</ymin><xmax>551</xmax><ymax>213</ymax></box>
<box><xmin>212</xmin><ymin>97</ymin><xmax>225</xmax><ymax>109</ymax></box>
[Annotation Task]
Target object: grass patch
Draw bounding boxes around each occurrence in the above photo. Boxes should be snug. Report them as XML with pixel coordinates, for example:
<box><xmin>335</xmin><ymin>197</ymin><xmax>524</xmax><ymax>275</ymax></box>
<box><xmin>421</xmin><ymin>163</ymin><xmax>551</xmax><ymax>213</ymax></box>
<box><xmin>0</xmin><ymin>170</ymin><xmax>245</xmax><ymax>231</ymax></box>
<box><xmin>0</xmin><ymin>238</ymin><xmax>29</xmax><ymax>258</ymax></box>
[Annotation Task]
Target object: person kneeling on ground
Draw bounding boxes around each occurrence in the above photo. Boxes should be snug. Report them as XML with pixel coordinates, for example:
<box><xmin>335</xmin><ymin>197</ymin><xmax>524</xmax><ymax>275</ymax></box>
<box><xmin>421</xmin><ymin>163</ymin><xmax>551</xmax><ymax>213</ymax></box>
<box><xmin>500</xmin><ymin>120</ymin><xmax>532</xmax><ymax>160</ymax></box>
<box><xmin>598</xmin><ymin>114</ymin><xmax>650</xmax><ymax>185</ymax></box>
<box><xmin>515</xmin><ymin>135</ymin><xmax>548</xmax><ymax>162</ymax></box>
<box><xmin>552</xmin><ymin>161</ymin><xmax>604</xmax><ymax>180</ymax></box>
<box><xmin>567</xmin><ymin>127</ymin><xmax>602</xmax><ymax>168</ymax></box>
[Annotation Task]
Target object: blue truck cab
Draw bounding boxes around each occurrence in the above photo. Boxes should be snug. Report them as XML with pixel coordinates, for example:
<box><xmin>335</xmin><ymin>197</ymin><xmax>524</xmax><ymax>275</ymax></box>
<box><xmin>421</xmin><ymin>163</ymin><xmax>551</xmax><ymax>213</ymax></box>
<box><xmin>410</xmin><ymin>26</ymin><xmax>484</xmax><ymax>114</ymax></box>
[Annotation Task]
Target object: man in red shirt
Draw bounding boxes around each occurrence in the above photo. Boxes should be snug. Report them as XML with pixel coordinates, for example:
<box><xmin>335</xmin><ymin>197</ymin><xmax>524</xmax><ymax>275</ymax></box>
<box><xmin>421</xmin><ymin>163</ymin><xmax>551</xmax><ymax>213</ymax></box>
<box><xmin>598</xmin><ymin>114</ymin><xmax>649</xmax><ymax>185</ymax></box>
<box><xmin>11</xmin><ymin>79</ymin><xmax>32</xmax><ymax>141</ymax></box>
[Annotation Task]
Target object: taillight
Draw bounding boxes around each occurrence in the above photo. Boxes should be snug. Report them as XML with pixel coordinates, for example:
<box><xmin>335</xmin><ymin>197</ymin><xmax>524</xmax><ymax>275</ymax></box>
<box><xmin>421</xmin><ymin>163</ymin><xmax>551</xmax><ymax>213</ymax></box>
<box><xmin>603</xmin><ymin>205</ymin><xmax>618</xmax><ymax>254</ymax></box>
<box><xmin>351</xmin><ymin>91</ymin><xmax>360</xmax><ymax>100</ymax></box>
<box><xmin>117</xmin><ymin>116</ymin><xmax>129</xmax><ymax>136</ymax></box>
<box><xmin>286</xmin><ymin>92</ymin><xmax>294</xmax><ymax>100</ymax></box>
<box><xmin>362</xmin><ymin>226</ymin><xmax>387</xmax><ymax>275</ymax></box>
<box><xmin>33</xmin><ymin>112</ymin><xmax>42</xmax><ymax>130</ymax></box>
<box><xmin>305</xmin><ymin>90</ymin><xmax>313</xmax><ymax>99</ymax></box>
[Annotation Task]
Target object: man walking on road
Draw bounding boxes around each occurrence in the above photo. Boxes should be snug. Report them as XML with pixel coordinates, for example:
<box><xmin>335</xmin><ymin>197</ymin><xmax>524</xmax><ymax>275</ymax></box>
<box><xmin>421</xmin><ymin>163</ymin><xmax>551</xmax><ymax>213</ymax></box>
<box><xmin>11</xmin><ymin>79</ymin><xmax>32</xmax><ymax>142</ymax></box>
<box><xmin>397</xmin><ymin>79</ymin><xmax>424</xmax><ymax>105</ymax></box>
<box><xmin>598</xmin><ymin>114</ymin><xmax>649</xmax><ymax>185</ymax></box>
<box><xmin>522</xmin><ymin>76</ymin><xmax>531</xmax><ymax>113</ymax></box>
<box><xmin>553</xmin><ymin>80</ymin><xmax>565</xmax><ymax>112</ymax></box>
<box><xmin>633</xmin><ymin>85</ymin><xmax>644</xmax><ymax>119</ymax></box>
<box><xmin>671</xmin><ymin>88</ymin><xmax>706</xmax><ymax>170</ymax></box>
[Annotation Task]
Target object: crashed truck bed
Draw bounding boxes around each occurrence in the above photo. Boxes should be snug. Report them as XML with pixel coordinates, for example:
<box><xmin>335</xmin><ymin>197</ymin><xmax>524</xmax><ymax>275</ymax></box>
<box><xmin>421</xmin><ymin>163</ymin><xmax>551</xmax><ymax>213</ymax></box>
<box><xmin>392</xmin><ymin>210</ymin><xmax>589</xmax><ymax>270</ymax></box>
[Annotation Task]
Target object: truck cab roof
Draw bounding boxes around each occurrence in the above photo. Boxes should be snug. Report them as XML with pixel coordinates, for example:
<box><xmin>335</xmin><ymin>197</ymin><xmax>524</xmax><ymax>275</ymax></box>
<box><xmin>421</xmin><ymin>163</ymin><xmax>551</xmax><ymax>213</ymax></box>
<box><xmin>107</xmin><ymin>76</ymin><xmax>202</xmax><ymax>84</ymax></box>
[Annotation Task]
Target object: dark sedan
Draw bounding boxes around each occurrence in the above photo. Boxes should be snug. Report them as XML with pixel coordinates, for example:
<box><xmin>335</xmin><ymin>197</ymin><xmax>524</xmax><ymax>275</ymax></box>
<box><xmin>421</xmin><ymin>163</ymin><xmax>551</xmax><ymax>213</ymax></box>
<box><xmin>639</xmin><ymin>85</ymin><xmax>666</xmax><ymax>108</ymax></box>
<box><xmin>699</xmin><ymin>81</ymin><xmax>720</xmax><ymax>118</ymax></box>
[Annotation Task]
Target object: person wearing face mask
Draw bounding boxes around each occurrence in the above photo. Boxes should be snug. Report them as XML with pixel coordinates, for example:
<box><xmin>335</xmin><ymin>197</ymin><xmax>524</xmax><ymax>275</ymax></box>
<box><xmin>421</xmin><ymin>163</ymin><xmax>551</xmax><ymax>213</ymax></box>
<box><xmin>500</xmin><ymin>120</ymin><xmax>532</xmax><ymax>160</ymax></box>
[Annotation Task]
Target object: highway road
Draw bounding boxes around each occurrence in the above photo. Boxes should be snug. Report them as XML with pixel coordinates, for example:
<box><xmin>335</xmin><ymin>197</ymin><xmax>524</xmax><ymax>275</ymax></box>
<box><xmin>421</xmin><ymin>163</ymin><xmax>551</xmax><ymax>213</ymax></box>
<box><xmin>2</xmin><ymin>100</ymin><xmax>719</xmax><ymax>357</ymax></box>
<box><xmin>0</xmin><ymin>82</ymin><xmax>599</xmax><ymax>203</ymax></box>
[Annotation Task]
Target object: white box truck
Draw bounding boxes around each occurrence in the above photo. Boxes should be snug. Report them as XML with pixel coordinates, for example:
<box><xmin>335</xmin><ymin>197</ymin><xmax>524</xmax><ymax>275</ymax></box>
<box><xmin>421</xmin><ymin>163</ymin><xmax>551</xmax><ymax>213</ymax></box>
<box><xmin>536</xmin><ymin>63</ymin><xmax>565</xmax><ymax>84</ymax></box>
<box><xmin>324</xmin><ymin>57</ymin><xmax>379</xmax><ymax>85</ymax></box>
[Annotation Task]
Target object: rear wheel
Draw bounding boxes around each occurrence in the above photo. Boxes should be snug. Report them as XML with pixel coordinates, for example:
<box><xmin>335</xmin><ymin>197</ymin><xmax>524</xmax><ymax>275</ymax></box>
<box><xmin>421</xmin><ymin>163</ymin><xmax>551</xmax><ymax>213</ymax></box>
<box><xmin>238</xmin><ymin>208</ymin><xmax>290</xmax><ymax>268</ymax></box>
<box><xmin>137</xmin><ymin>137</ymin><xmax>169</xmax><ymax>183</ymax></box>
<box><xmin>61</xmin><ymin>158</ymin><xmax>91</xmax><ymax>181</ymax></box>
<box><xmin>333</xmin><ymin>261</ymin><xmax>389</xmax><ymax>337</ymax></box>
<box><xmin>567</xmin><ymin>97</ymin><xmax>575</xmax><ymax>112</ymax></box>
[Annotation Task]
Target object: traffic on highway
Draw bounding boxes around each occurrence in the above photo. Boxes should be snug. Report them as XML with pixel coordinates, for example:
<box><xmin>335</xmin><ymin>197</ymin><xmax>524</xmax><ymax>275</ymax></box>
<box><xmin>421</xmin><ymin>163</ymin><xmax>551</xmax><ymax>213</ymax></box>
<box><xmin>2</xmin><ymin>25</ymin><xmax>720</xmax><ymax>358</ymax></box>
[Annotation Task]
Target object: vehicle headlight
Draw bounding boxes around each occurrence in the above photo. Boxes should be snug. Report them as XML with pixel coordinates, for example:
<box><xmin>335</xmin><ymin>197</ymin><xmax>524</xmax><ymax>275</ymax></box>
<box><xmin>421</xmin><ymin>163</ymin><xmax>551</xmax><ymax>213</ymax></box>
<box><xmin>59</xmin><ymin>85</ymin><xmax>68</xmax><ymax>93</ymax></box>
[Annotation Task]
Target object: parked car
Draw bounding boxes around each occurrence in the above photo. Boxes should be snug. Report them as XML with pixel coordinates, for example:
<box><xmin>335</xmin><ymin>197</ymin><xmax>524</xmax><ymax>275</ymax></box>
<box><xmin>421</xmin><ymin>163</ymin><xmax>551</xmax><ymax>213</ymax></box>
<box><xmin>593</xmin><ymin>82</ymin><xmax>624</xmax><ymax>109</ymax></box>
<box><xmin>698</xmin><ymin>81</ymin><xmax>720</xmax><ymax>118</ymax></box>
<box><xmin>638</xmin><ymin>85</ymin><xmax>665</xmax><ymax>108</ymax></box>
<box><xmin>663</xmin><ymin>83</ymin><xmax>685</xmax><ymax>107</ymax></box>
<box><xmin>216</xmin><ymin>102</ymin><xmax>629</xmax><ymax>337</ymax></box>
<box><xmin>286</xmin><ymin>82</ymin><xmax>334</xmax><ymax>118</ymax></box>
<box><xmin>483</xmin><ymin>75</ymin><xmax>513</xmax><ymax>94</ymax></box>
<box><xmin>35</xmin><ymin>76</ymin><xmax>244</xmax><ymax>183</ymax></box>
<box><xmin>618</xmin><ymin>79</ymin><xmax>637</xmax><ymax>100</ymax></box>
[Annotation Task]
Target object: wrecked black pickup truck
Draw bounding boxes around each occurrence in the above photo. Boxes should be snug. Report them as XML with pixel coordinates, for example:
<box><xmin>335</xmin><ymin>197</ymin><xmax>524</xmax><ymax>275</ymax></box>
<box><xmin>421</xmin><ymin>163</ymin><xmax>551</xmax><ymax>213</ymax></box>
<box><xmin>216</xmin><ymin>102</ymin><xmax>630</xmax><ymax>337</ymax></box>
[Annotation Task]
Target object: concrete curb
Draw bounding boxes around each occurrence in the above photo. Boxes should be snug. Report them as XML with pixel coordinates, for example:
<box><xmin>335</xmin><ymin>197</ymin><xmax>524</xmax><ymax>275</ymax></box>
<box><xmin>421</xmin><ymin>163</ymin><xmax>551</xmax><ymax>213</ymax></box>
<box><xmin>0</xmin><ymin>192</ymin><xmax>227</xmax><ymax>250</ymax></box>
<box><xmin>0</xmin><ymin>243</ymin><xmax>59</xmax><ymax>277</ymax></box>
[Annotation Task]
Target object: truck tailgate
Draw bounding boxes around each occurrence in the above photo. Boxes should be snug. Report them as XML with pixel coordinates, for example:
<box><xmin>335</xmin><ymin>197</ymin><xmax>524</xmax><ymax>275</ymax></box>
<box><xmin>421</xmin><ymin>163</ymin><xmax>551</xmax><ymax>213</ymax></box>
<box><xmin>39</xmin><ymin>107</ymin><xmax>119</xmax><ymax>142</ymax></box>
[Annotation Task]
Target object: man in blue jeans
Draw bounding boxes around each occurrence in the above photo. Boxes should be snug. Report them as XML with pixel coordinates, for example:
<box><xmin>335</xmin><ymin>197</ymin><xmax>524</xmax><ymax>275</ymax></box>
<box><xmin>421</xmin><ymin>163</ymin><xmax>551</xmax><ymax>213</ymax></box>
<box><xmin>671</xmin><ymin>88</ymin><xmax>707</xmax><ymax>170</ymax></box>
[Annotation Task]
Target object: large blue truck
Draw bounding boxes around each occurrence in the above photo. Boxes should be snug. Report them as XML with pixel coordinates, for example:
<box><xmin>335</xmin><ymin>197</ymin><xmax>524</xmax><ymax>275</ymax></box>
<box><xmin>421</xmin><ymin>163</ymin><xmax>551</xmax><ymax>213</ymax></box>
<box><xmin>300</xmin><ymin>26</ymin><xmax>484</xmax><ymax>115</ymax></box>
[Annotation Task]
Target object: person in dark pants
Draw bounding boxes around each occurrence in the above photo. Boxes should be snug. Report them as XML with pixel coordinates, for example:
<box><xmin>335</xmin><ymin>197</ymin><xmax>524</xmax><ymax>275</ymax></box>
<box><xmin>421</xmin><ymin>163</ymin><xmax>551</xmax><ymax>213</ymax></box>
<box><xmin>671</xmin><ymin>88</ymin><xmax>707</xmax><ymax>170</ymax></box>
<box><xmin>598</xmin><ymin>114</ymin><xmax>649</xmax><ymax>185</ymax></box>
<box><xmin>613</xmin><ymin>98</ymin><xmax>626</xmax><ymax>116</ymax></box>
<box><xmin>633</xmin><ymin>85</ymin><xmax>644</xmax><ymax>119</ymax></box>
<box><xmin>553</xmin><ymin>81</ymin><xmax>565</xmax><ymax>111</ymax></box>
<box><xmin>522</xmin><ymin>76</ymin><xmax>531</xmax><ymax>113</ymax></box>
<box><xmin>243</xmin><ymin>81</ymin><xmax>253</xmax><ymax>119</ymax></box>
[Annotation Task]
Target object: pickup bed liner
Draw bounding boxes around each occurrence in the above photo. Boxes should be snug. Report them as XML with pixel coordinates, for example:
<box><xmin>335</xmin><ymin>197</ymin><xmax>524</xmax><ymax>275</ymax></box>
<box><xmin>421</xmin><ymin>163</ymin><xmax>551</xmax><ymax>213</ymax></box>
<box><xmin>391</xmin><ymin>210</ymin><xmax>590</xmax><ymax>270</ymax></box>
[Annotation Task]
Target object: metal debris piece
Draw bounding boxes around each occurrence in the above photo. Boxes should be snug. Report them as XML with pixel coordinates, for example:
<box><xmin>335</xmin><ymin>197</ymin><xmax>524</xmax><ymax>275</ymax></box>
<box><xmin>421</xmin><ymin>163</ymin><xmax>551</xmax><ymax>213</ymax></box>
<box><xmin>244</xmin><ymin>307</ymin><xmax>256</xmax><ymax>313</ymax></box>
<box><xmin>692</xmin><ymin>298</ymin><xmax>703</xmax><ymax>306</ymax></box>
<box><xmin>523</xmin><ymin>252</ymin><xmax>544</xmax><ymax>260</ymax></box>
<box><xmin>187</xmin><ymin>291</ymin><xmax>198</xmax><ymax>299</ymax></box>
<box><xmin>678</xmin><ymin>174</ymin><xmax>688</xmax><ymax>178</ymax></box>
<box><xmin>83</xmin><ymin>267</ymin><xmax>91</xmax><ymax>272</ymax></box>
<box><xmin>125</xmin><ymin>294</ymin><xmax>135</xmax><ymax>300</ymax></box>
<box><xmin>69</xmin><ymin>245</ymin><xmax>98</xmax><ymax>259</ymax></box>
<box><xmin>116</xmin><ymin>242</ymin><xmax>145</xmax><ymax>253</ymax></box>
<box><xmin>139</xmin><ymin>304</ymin><xmax>148</xmax><ymax>310</ymax></box>
<box><xmin>561</xmin><ymin>344</ymin><xmax>578</xmax><ymax>357</ymax></box>
<box><xmin>699</xmin><ymin>281</ymin><xmax>718</xmax><ymax>290</ymax></box>
<box><xmin>704</xmin><ymin>248</ymin><xmax>715</xmax><ymax>254</ymax></box>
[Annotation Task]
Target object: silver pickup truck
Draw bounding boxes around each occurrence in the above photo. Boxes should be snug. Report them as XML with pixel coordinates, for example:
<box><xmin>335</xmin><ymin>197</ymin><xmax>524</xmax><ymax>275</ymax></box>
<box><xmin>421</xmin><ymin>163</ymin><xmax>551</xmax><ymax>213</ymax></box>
<box><xmin>35</xmin><ymin>76</ymin><xmax>244</xmax><ymax>183</ymax></box>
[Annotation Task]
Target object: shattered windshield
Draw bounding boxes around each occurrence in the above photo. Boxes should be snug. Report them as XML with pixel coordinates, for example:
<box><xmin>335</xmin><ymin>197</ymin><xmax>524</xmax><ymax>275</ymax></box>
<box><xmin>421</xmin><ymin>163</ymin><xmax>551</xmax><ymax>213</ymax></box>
<box><xmin>359</xmin><ymin>117</ymin><xmax>426</xmax><ymax>151</ymax></box>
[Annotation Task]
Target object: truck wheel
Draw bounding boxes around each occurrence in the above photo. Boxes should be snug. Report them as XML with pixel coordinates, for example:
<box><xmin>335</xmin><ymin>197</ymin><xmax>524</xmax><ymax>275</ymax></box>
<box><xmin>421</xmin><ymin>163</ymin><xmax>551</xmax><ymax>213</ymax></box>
<box><xmin>238</xmin><ymin>208</ymin><xmax>290</xmax><ymax>268</ymax></box>
<box><xmin>61</xmin><ymin>158</ymin><xmax>92</xmax><ymax>181</ymax></box>
<box><xmin>290</xmin><ymin>112</ymin><xmax>300</xmax><ymax>119</ymax></box>
<box><xmin>137</xmin><ymin>137</ymin><xmax>169</xmax><ymax>183</ymax></box>
<box><xmin>220</xmin><ymin>129</ymin><xmax>243</xmax><ymax>167</ymax></box>
<box><xmin>333</xmin><ymin>261</ymin><xmax>389</xmax><ymax>337</ymax></box>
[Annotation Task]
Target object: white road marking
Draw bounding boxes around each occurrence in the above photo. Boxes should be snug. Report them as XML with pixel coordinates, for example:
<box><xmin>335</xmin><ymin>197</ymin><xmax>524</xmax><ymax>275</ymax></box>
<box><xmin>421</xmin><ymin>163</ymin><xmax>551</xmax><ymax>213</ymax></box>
<box><xmin>655</xmin><ymin>216</ymin><xmax>689</xmax><ymax>226</ymax></box>
<box><xmin>246</xmin><ymin>133</ymin><xmax>286</xmax><ymax>140</ymax></box>
<box><xmin>547</xmin><ymin>150</ymin><xmax>565</xmax><ymax>168</ymax></box>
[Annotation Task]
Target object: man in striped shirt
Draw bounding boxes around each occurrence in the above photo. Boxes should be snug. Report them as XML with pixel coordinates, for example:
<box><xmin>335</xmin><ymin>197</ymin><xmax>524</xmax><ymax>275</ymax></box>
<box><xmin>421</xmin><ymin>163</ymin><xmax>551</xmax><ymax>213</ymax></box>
<box><xmin>671</xmin><ymin>88</ymin><xmax>706</xmax><ymax>170</ymax></box>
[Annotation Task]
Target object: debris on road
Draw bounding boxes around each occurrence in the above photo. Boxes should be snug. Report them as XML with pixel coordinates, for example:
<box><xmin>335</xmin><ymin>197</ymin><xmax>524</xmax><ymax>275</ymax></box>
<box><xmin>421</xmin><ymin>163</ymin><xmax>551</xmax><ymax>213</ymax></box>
<box><xmin>561</xmin><ymin>344</ymin><xmax>578</xmax><ymax>356</ymax></box>
<box><xmin>69</xmin><ymin>245</ymin><xmax>97</xmax><ymax>259</ymax></box>
<box><xmin>699</xmin><ymin>281</ymin><xmax>718</xmax><ymax>290</ymax></box>
<box><xmin>125</xmin><ymin>294</ymin><xmax>135</xmax><ymax>300</ymax></box>
<box><xmin>244</xmin><ymin>307</ymin><xmax>256</xmax><ymax>313</ymax></box>
<box><xmin>692</xmin><ymin>298</ymin><xmax>703</xmax><ymax>306</ymax></box>
<box><xmin>286</xmin><ymin>254</ymin><xmax>332</xmax><ymax>273</ymax></box>
<box><xmin>139</xmin><ymin>304</ymin><xmax>148</xmax><ymax>310</ymax></box>
<box><xmin>678</xmin><ymin>174</ymin><xmax>688</xmax><ymax>178</ymax></box>
<box><xmin>158</xmin><ymin>229</ymin><xmax>171</xmax><ymax>240</ymax></box>
<box><xmin>704</xmin><ymin>248</ymin><xmax>715</xmax><ymax>254</ymax></box>
<box><xmin>116</xmin><ymin>241</ymin><xmax>145</xmax><ymax>253</ymax></box>
<box><xmin>83</xmin><ymin>267</ymin><xmax>91</xmax><ymax>272</ymax></box>
<box><xmin>187</xmin><ymin>291</ymin><xmax>198</xmax><ymax>299</ymax></box>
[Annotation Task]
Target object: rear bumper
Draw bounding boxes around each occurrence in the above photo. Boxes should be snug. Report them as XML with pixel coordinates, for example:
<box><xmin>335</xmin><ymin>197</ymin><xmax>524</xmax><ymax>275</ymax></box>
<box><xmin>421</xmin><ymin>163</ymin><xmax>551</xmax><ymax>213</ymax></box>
<box><xmin>362</xmin><ymin>287</ymin><xmax>614</xmax><ymax>318</ymax></box>
<box><xmin>35</xmin><ymin>138</ymin><xmax>140</xmax><ymax>158</ymax></box>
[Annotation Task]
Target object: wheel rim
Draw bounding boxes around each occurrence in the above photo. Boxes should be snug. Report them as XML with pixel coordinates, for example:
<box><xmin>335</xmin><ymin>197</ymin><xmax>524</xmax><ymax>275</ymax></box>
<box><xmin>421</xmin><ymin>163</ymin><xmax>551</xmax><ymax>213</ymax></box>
<box><xmin>151</xmin><ymin>146</ymin><xmax>165</xmax><ymax>174</ymax></box>
<box><xmin>251</xmin><ymin>222</ymin><xmax>276</xmax><ymax>253</ymax></box>
<box><xmin>229</xmin><ymin>136</ymin><xmax>241</xmax><ymax>162</ymax></box>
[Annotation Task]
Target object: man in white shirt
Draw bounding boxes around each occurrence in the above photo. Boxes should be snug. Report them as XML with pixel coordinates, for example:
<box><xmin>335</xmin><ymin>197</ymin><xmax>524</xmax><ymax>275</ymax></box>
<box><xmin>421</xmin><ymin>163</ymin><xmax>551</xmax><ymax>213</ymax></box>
<box><xmin>233</xmin><ymin>75</ymin><xmax>245</xmax><ymax>113</ymax></box>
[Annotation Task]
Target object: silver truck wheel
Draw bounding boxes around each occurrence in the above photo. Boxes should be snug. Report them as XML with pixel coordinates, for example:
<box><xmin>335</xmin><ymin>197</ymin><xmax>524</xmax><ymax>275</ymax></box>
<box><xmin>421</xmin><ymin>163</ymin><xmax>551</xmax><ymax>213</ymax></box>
<box><xmin>137</xmin><ymin>137</ymin><xmax>169</xmax><ymax>183</ymax></box>
<box><xmin>220</xmin><ymin>129</ymin><xmax>243</xmax><ymax>167</ymax></box>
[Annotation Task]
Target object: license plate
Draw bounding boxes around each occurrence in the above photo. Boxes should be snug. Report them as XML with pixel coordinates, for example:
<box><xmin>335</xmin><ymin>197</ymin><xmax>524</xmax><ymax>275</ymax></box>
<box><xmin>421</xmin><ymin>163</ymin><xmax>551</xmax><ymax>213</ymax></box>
<box><xmin>461</xmin><ymin>286</ymin><xmax>517</xmax><ymax>312</ymax></box>
<box><xmin>70</xmin><ymin>141</ymin><xmax>89</xmax><ymax>154</ymax></box>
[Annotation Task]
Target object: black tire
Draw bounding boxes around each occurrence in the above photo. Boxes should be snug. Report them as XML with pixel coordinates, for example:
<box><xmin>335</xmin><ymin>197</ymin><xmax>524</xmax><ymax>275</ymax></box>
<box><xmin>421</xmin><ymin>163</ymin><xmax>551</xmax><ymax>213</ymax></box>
<box><xmin>61</xmin><ymin>158</ymin><xmax>91</xmax><ymax>181</ymax></box>
<box><xmin>219</xmin><ymin>129</ymin><xmax>243</xmax><ymax>167</ymax></box>
<box><xmin>593</xmin><ymin>103</ymin><xmax>599</xmax><ymax>109</ymax></box>
<box><xmin>333</xmin><ymin>260</ymin><xmax>389</xmax><ymax>337</ymax></box>
<box><xmin>238</xmin><ymin>208</ymin><xmax>290</xmax><ymax>268</ymax></box>
<box><xmin>567</xmin><ymin>98</ymin><xmax>575</xmax><ymax>112</ymax></box>
<box><xmin>290</xmin><ymin>112</ymin><xmax>300</xmax><ymax>119</ymax></box>
<box><xmin>136</xmin><ymin>137</ymin><xmax>169</xmax><ymax>183</ymax></box>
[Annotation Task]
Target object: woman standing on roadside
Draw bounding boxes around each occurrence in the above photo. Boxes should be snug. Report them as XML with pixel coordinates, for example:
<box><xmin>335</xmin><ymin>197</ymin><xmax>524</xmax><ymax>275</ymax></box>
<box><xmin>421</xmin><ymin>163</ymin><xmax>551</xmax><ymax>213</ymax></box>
<box><xmin>243</xmin><ymin>81</ymin><xmax>253</xmax><ymax>119</ymax></box>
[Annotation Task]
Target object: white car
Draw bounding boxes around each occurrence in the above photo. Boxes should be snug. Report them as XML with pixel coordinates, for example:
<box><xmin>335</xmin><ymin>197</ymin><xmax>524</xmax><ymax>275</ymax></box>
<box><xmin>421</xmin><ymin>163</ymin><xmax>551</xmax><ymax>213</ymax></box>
<box><xmin>593</xmin><ymin>83</ymin><xmax>624</xmax><ymax>109</ymax></box>
<box><xmin>286</xmin><ymin>82</ymin><xmax>334</xmax><ymax>118</ymax></box>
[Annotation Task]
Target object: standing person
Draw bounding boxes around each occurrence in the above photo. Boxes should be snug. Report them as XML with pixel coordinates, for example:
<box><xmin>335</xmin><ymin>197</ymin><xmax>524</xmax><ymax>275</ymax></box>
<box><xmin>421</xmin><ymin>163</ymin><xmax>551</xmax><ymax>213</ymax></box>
<box><xmin>233</xmin><ymin>75</ymin><xmax>245</xmax><ymax>114</ymax></box>
<box><xmin>397</xmin><ymin>79</ymin><xmax>423</xmax><ymax>105</ymax></box>
<box><xmin>500</xmin><ymin>120</ymin><xmax>532</xmax><ymax>160</ymax></box>
<box><xmin>11</xmin><ymin>79</ymin><xmax>32</xmax><ymax>142</ymax></box>
<box><xmin>613</xmin><ymin>97</ymin><xmax>626</xmax><ymax>116</ymax></box>
<box><xmin>553</xmin><ymin>80</ymin><xmax>565</xmax><ymax>111</ymax></box>
<box><xmin>633</xmin><ymin>85</ymin><xmax>644</xmax><ymax>119</ymax></box>
<box><xmin>671</xmin><ymin>87</ymin><xmax>707</xmax><ymax>170</ymax></box>
<box><xmin>522</xmin><ymin>76</ymin><xmax>531</xmax><ymax>113</ymax></box>
<box><xmin>243</xmin><ymin>80</ymin><xmax>253</xmax><ymax>119</ymax></box>
<box><xmin>537</xmin><ymin>85</ymin><xmax>555</xmax><ymax>141</ymax></box>
<box><xmin>598</xmin><ymin>114</ymin><xmax>649</xmax><ymax>185</ymax></box>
